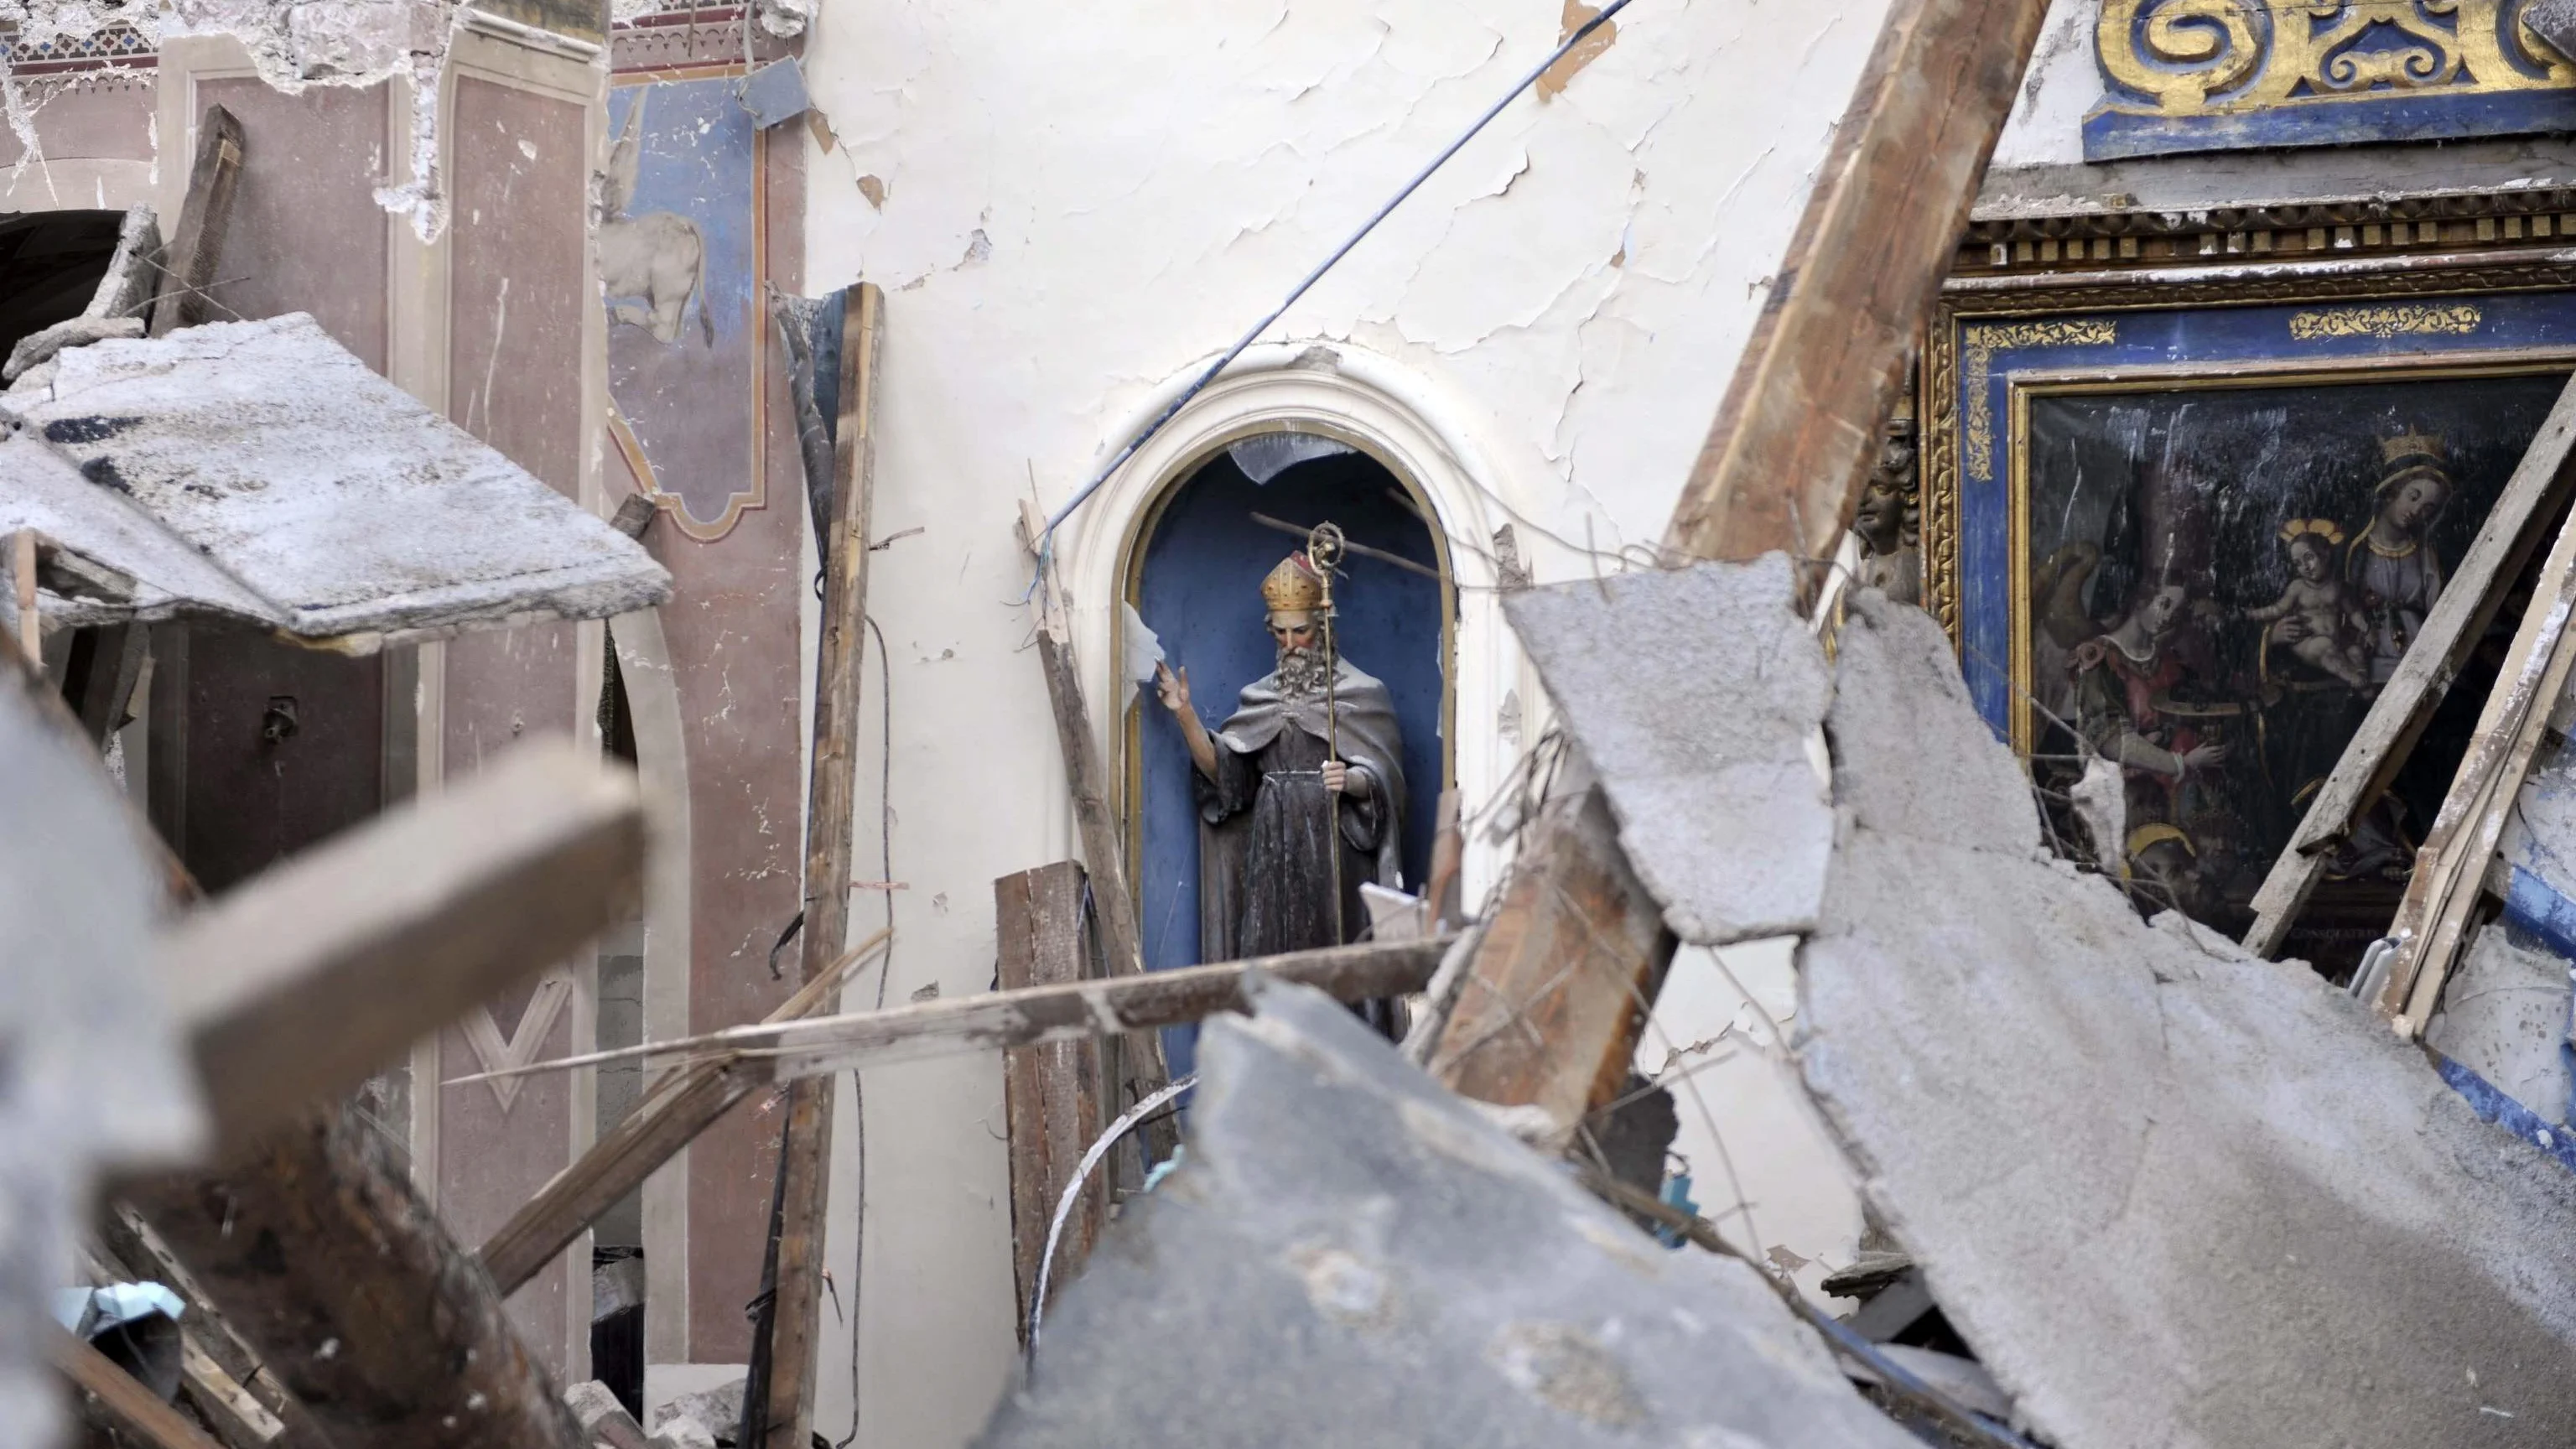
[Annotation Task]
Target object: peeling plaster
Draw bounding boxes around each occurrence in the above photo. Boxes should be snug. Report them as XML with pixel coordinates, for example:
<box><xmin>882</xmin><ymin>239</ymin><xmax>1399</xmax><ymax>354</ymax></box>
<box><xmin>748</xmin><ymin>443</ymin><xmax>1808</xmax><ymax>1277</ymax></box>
<box><xmin>801</xmin><ymin>3</ymin><xmax>1904</xmax><ymax>1443</ymax></box>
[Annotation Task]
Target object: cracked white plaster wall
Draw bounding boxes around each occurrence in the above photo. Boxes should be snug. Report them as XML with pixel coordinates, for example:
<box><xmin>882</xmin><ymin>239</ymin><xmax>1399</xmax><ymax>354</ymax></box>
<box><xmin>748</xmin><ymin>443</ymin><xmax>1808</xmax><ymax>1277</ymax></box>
<box><xmin>1987</xmin><ymin>0</ymin><xmax>2096</xmax><ymax>172</ymax></box>
<box><xmin>799</xmin><ymin>3</ymin><xmax>1898</xmax><ymax>1444</ymax></box>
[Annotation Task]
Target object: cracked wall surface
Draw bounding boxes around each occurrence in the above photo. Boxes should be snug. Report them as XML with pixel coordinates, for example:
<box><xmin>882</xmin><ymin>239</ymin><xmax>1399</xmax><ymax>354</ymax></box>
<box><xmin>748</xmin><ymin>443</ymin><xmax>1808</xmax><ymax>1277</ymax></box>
<box><xmin>7</xmin><ymin>0</ymin><xmax>463</xmax><ymax>236</ymax></box>
<box><xmin>797</xmin><ymin>3</ymin><xmax>1898</xmax><ymax>1444</ymax></box>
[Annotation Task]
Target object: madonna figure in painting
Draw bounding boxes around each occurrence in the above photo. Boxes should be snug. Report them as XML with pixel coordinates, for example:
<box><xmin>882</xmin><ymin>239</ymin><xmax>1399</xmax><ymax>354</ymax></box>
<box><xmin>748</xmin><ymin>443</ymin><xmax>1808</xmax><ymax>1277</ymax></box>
<box><xmin>2346</xmin><ymin>433</ymin><xmax>2454</xmax><ymax>686</ymax></box>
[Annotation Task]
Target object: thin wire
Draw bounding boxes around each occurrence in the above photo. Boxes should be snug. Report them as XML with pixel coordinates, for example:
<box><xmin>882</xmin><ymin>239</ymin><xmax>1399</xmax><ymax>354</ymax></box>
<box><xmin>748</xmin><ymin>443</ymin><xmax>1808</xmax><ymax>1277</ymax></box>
<box><xmin>1026</xmin><ymin>1072</ymin><xmax>1201</xmax><ymax>1364</ymax></box>
<box><xmin>837</xmin><ymin>614</ymin><xmax>896</xmax><ymax>1449</ymax></box>
<box><xmin>1027</xmin><ymin>0</ymin><xmax>1639</xmax><ymax>585</ymax></box>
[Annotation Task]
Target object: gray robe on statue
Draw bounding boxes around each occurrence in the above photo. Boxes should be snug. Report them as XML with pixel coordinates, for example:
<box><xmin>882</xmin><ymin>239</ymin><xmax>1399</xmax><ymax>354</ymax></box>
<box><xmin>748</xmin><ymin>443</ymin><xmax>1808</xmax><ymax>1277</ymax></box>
<box><xmin>1196</xmin><ymin>657</ymin><xmax>1407</xmax><ymax>992</ymax></box>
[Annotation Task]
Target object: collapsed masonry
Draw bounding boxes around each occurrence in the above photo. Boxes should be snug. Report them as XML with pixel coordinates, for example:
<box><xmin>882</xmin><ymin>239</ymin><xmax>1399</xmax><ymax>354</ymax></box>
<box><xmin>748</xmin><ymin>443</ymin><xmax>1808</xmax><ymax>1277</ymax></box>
<box><xmin>975</xmin><ymin>560</ymin><xmax>2576</xmax><ymax>1448</ymax></box>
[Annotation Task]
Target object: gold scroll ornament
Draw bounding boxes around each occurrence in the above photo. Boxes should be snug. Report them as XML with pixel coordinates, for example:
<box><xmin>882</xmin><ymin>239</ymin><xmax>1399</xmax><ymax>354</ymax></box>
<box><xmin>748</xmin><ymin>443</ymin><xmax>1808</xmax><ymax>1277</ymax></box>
<box><xmin>2098</xmin><ymin>1</ymin><xmax>2573</xmax><ymax>117</ymax></box>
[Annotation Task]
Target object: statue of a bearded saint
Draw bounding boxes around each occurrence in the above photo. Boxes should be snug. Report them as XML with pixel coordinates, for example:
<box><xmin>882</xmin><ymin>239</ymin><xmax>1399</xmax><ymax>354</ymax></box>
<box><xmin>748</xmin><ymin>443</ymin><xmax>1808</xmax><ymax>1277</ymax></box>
<box><xmin>1154</xmin><ymin>551</ymin><xmax>1407</xmax><ymax>1034</ymax></box>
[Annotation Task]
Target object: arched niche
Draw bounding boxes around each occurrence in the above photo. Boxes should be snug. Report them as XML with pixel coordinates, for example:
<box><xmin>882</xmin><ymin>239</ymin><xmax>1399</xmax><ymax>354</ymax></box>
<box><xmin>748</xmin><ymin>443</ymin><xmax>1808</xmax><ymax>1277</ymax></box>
<box><xmin>1124</xmin><ymin>434</ymin><xmax>1453</xmax><ymax>1076</ymax></box>
<box><xmin>1061</xmin><ymin>342</ymin><xmax>1514</xmax><ymax>1072</ymax></box>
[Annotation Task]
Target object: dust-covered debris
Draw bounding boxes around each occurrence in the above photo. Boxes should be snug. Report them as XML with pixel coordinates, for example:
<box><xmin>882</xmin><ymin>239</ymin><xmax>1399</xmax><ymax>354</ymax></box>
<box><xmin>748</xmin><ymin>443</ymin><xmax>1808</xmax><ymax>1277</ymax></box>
<box><xmin>0</xmin><ymin>313</ymin><xmax>670</xmax><ymax>647</ymax></box>
<box><xmin>1502</xmin><ymin>555</ymin><xmax>1835</xmax><ymax>944</ymax></box>
<box><xmin>978</xmin><ymin>976</ymin><xmax>1920</xmax><ymax>1449</ymax></box>
<box><xmin>1799</xmin><ymin>592</ymin><xmax>2576</xmax><ymax>1449</ymax></box>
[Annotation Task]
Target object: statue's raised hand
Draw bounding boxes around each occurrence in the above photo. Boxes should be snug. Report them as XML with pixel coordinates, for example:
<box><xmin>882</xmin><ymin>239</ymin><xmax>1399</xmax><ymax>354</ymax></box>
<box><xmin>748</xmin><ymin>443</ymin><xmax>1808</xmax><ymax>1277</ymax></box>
<box><xmin>1155</xmin><ymin>662</ymin><xmax>1192</xmax><ymax>716</ymax></box>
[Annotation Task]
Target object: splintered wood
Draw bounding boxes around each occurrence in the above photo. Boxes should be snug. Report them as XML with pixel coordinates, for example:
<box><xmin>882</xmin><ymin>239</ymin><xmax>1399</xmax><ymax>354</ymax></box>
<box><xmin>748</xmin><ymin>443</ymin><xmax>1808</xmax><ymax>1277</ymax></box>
<box><xmin>1428</xmin><ymin>787</ymin><xmax>1674</xmax><ymax>1139</ymax></box>
<box><xmin>760</xmin><ymin>278</ymin><xmax>886</xmax><ymax>1449</ymax></box>
<box><xmin>998</xmin><ymin>863</ymin><xmax>1108</xmax><ymax>1334</ymax></box>
<box><xmin>2378</xmin><ymin>470</ymin><xmax>2576</xmax><ymax>1031</ymax></box>
<box><xmin>1664</xmin><ymin>0</ymin><xmax>2050</xmax><ymax>587</ymax></box>
<box><xmin>163</xmin><ymin>739</ymin><xmax>645</xmax><ymax>1155</ymax></box>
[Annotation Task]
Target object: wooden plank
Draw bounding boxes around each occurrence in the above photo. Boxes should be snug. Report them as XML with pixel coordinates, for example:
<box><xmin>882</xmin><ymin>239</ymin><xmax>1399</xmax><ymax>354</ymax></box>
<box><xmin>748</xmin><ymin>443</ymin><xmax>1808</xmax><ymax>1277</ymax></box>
<box><xmin>2378</xmin><ymin>488</ymin><xmax>2576</xmax><ymax>1030</ymax></box>
<box><xmin>1427</xmin><ymin>787</ymin><xmax>1674</xmax><ymax>1139</ymax></box>
<box><xmin>476</xmin><ymin>925</ymin><xmax>893</xmax><ymax>1296</ymax></box>
<box><xmin>91</xmin><ymin>1215</ymin><xmax>321</xmax><ymax>1449</ymax></box>
<box><xmin>467</xmin><ymin>936</ymin><xmax>1452</xmax><ymax>1089</ymax></box>
<box><xmin>57</xmin><ymin>1330</ymin><xmax>224</xmax><ymax>1449</ymax></box>
<box><xmin>997</xmin><ymin>864</ymin><xmax>1107</xmax><ymax>1337</ymax></box>
<box><xmin>1013</xmin><ymin>499</ymin><xmax>1177</xmax><ymax>1163</ymax></box>
<box><xmin>2243</xmin><ymin>373</ymin><xmax>2576</xmax><ymax>958</ymax></box>
<box><xmin>120</xmin><ymin>1104</ymin><xmax>589</xmax><ymax>1449</ymax></box>
<box><xmin>175</xmin><ymin>1335</ymin><xmax>284</xmax><ymax>1449</ymax></box>
<box><xmin>159</xmin><ymin>738</ymin><xmax>645</xmax><ymax>1156</ymax></box>
<box><xmin>756</xmin><ymin>278</ymin><xmax>884</xmax><ymax>1449</ymax></box>
<box><xmin>9</xmin><ymin>530</ymin><xmax>35</xmax><ymax>662</ymax></box>
<box><xmin>5</xmin><ymin>602</ymin><xmax>587</xmax><ymax>1449</ymax></box>
<box><xmin>1661</xmin><ymin>0</ymin><xmax>2049</xmax><ymax>589</ymax></box>
<box><xmin>150</xmin><ymin>106</ymin><xmax>245</xmax><ymax>338</ymax></box>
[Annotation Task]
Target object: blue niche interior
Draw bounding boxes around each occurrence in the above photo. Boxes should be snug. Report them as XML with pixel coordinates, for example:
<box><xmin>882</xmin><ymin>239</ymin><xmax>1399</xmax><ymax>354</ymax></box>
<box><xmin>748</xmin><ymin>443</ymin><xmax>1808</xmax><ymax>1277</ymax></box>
<box><xmin>1130</xmin><ymin>441</ymin><xmax>1447</xmax><ymax>1083</ymax></box>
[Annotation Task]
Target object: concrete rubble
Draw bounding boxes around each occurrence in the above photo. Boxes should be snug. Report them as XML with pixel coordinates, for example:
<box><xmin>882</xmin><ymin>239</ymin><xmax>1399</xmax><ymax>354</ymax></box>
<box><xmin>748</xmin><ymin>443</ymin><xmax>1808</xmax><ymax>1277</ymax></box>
<box><xmin>1500</xmin><ymin>554</ymin><xmax>1835</xmax><ymax>944</ymax></box>
<box><xmin>0</xmin><ymin>313</ymin><xmax>671</xmax><ymax>647</ymax></box>
<box><xmin>1798</xmin><ymin>591</ymin><xmax>2576</xmax><ymax>1449</ymax></box>
<box><xmin>976</xmin><ymin>975</ymin><xmax>1921</xmax><ymax>1449</ymax></box>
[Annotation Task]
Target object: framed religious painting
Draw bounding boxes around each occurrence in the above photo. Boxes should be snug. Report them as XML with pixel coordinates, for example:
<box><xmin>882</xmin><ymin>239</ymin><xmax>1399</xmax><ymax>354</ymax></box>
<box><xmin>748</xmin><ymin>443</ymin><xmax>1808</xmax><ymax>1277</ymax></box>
<box><xmin>1925</xmin><ymin>255</ymin><xmax>2576</xmax><ymax>975</ymax></box>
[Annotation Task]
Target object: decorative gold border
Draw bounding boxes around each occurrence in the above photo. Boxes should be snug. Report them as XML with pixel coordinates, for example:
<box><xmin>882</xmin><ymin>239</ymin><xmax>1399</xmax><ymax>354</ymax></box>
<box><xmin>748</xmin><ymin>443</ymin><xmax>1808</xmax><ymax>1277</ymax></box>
<box><xmin>1923</xmin><ymin>256</ymin><xmax>2576</xmax><ymax>645</ymax></box>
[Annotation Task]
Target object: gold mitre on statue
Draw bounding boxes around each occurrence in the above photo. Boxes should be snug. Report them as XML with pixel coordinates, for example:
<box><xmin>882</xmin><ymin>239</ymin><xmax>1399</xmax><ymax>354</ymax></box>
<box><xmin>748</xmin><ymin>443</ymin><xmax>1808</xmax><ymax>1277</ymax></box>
<box><xmin>1259</xmin><ymin>552</ymin><xmax>1327</xmax><ymax>614</ymax></box>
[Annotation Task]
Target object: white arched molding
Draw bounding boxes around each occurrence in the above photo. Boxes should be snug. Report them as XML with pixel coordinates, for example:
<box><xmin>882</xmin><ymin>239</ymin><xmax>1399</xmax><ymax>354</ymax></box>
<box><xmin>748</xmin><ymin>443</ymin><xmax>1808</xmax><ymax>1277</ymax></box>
<box><xmin>1055</xmin><ymin>341</ymin><xmax>1520</xmax><ymax>909</ymax></box>
<box><xmin>607</xmin><ymin>606</ymin><xmax>696</xmax><ymax>1368</ymax></box>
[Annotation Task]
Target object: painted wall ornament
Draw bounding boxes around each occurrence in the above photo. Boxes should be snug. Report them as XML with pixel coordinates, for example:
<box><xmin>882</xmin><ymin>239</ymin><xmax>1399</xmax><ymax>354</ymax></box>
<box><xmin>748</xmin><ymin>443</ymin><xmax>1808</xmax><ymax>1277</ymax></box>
<box><xmin>2090</xmin><ymin>1</ymin><xmax>2576</xmax><ymax>160</ymax></box>
<box><xmin>601</xmin><ymin>70</ymin><xmax>768</xmax><ymax>542</ymax></box>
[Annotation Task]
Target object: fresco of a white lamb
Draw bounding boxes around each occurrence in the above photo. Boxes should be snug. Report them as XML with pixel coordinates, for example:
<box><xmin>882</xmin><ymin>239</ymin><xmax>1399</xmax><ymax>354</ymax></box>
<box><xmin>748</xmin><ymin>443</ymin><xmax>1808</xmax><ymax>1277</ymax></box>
<box><xmin>600</xmin><ymin>93</ymin><xmax>714</xmax><ymax>346</ymax></box>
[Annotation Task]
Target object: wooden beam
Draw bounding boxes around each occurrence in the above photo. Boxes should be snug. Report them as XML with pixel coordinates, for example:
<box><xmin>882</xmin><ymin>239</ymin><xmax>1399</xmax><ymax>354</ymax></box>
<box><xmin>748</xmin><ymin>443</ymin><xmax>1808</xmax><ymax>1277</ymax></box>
<box><xmin>756</xmin><ymin>279</ymin><xmax>884</xmax><ymax>1449</ymax></box>
<box><xmin>57</xmin><ymin>1330</ymin><xmax>224</xmax><ymax>1449</ymax></box>
<box><xmin>120</xmin><ymin>1104</ymin><xmax>589</xmax><ymax>1449</ymax></box>
<box><xmin>997</xmin><ymin>864</ymin><xmax>1107</xmax><ymax>1337</ymax></box>
<box><xmin>9</xmin><ymin>530</ymin><xmax>36</xmax><ymax>662</ymax></box>
<box><xmin>3</xmin><ymin>602</ymin><xmax>592</xmax><ymax>1449</ymax></box>
<box><xmin>1014</xmin><ymin>500</ymin><xmax>1177</xmax><ymax>1163</ymax></box>
<box><xmin>150</xmin><ymin>106</ymin><xmax>245</xmax><ymax>338</ymax></box>
<box><xmin>91</xmin><ymin>1213</ymin><xmax>325</xmax><ymax>1449</ymax></box>
<box><xmin>2244</xmin><ymin>374</ymin><xmax>2576</xmax><ymax>957</ymax></box>
<box><xmin>1661</xmin><ymin>0</ymin><xmax>2049</xmax><ymax>589</ymax></box>
<box><xmin>159</xmin><ymin>738</ymin><xmax>645</xmax><ymax>1156</ymax></box>
<box><xmin>2378</xmin><ymin>486</ymin><xmax>2576</xmax><ymax>1030</ymax></box>
<box><xmin>1427</xmin><ymin>787</ymin><xmax>1674</xmax><ymax>1140</ymax></box>
<box><xmin>476</xmin><ymin>927</ymin><xmax>893</xmax><ymax>1296</ymax></box>
<box><xmin>469</xmin><ymin>936</ymin><xmax>1452</xmax><ymax>1089</ymax></box>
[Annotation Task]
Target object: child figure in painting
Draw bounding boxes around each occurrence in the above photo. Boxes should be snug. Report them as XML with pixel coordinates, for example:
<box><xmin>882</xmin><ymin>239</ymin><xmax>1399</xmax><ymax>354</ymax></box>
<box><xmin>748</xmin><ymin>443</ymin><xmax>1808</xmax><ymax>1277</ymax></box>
<box><xmin>2245</xmin><ymin>519</ymin><xmax>2370</xmax><ymax>688</ymax></box>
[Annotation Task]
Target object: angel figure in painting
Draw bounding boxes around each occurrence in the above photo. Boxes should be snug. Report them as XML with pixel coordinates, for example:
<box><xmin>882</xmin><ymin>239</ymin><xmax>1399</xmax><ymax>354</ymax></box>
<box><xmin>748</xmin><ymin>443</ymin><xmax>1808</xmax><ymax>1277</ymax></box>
<box><xmin>2346</xmin><ymin>432</ymin><xmax>2454</xmax><ymax>685</ymax></box>
<box><xmin>2246</xmin><ymin>519</ymin><xmax>2370</xmax><ymax>689</ymax></box>
<box><xmin>1155</xmin><ymin>551</ymin><xmax>1407</xmax><ymax>1036</ymax></box>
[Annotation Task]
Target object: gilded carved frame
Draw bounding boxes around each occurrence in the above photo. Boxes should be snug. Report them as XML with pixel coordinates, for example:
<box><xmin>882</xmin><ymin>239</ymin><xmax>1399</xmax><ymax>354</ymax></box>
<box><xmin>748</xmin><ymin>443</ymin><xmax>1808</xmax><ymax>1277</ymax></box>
<box><xmin>1924</xmin><ymin>231</ymin><xmax>2576</xmax><ymax>756</ymax></box>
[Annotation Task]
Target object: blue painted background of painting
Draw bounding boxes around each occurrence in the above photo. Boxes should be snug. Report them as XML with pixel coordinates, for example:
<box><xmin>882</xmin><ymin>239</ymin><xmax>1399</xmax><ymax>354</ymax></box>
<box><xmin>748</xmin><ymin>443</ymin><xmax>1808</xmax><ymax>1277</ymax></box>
<box><xmin>1132</xmin><ymin>453</ymin><xmax>1445</xmax><ymax>1083</ymax></box>
<box><xmin>1951</xmin><ymin>289</ymin><xmax>2576</xmax><ymax>737</ymax></box>
<box><xmin>606</xmin><ymin>75</ymin><xmax>757</xmax><ymax>530</ymax></box>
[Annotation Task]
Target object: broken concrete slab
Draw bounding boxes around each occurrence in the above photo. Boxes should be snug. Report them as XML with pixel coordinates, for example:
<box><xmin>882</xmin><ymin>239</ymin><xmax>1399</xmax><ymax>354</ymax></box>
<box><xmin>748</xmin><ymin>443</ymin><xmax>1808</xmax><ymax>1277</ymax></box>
<box><xmin>1502</xmin><ymin>555</ymin><xmax>1833</xmax><ymax>943</ymax></box>
<box><xmin>978</xmin><ymin>976</ymin><xmax>1920</xmax><ymax>1449</ymax></box>
<box><xmin>0</xmin><ymin>313</ymin><xmax>671</xmax><ymax>648</ymax></box>
<box><xmin>1799</xmin><ymin>600</ymin><xmax>2576</xmax><ymax>1449</ymax></box>
<box><xmin>4</xmin><ymin>315</ymin><xmax>146</xmax><ymax>384</ymax></box>
<box><xmin>1827</xmin><ymin>589</ymin><xmax>2037</xmax><ymax>856</ymax></box>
